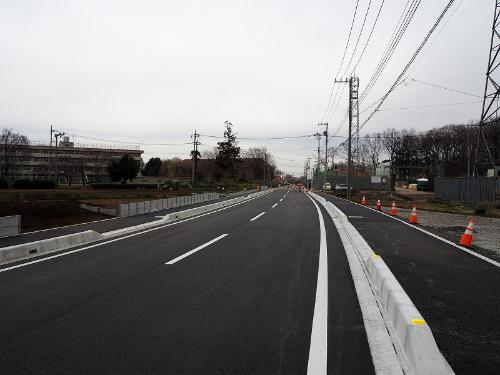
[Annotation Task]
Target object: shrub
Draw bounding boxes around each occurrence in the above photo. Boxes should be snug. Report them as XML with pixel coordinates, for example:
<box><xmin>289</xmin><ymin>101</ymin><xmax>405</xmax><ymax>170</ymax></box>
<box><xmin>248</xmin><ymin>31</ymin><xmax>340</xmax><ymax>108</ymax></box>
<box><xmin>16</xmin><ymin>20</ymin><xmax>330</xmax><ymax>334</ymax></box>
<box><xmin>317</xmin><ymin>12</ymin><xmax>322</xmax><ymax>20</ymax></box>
<box><xmin>12</xmin><ymin>179</ymin><xmax>56</xmax><ymax>189</ymax></box>
<box><xmin>475</xmin><ymin>207</ymin><xmax>487</xmax><ymax>215</ymax></box>
<box><xmin>90</xmin><ymin>183</ymin><xmax>159</xmax><ymax>190</ymax></box>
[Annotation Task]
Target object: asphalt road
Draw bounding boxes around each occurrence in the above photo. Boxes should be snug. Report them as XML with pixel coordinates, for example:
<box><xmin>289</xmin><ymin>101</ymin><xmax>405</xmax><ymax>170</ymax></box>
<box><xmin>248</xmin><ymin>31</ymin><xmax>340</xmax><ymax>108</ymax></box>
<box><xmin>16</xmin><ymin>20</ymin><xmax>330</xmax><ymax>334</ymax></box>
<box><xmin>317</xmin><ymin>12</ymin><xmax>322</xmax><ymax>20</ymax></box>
<box><xmin>0</xmin><ymin>195</ymin><xmax>238</xmax><ymax>248</ymax></box>
<box><xmin>319</xmin><ymin>193</ymin><xmax>500</xmax><ymax>375</ymax></box>
<box><xmin>0</xmin><ymin>190</ymin><xmax>374</xmax><ymax>374</ymax></box>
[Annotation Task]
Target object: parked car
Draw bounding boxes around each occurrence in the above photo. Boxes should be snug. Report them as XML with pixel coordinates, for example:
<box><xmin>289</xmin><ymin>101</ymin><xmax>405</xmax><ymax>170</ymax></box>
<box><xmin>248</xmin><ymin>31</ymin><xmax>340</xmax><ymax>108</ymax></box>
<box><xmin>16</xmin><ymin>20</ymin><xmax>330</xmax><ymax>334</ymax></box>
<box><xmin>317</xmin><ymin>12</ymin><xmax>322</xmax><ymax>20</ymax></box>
<box><xmin>416</xmin><ymin>178</ymin><xmax>429</xmax><ymax>191</ymax></box>
<box><xmin>335</xmin><ymin>183</ymin><xmax>353</xmax><ymax>196</ymax></box>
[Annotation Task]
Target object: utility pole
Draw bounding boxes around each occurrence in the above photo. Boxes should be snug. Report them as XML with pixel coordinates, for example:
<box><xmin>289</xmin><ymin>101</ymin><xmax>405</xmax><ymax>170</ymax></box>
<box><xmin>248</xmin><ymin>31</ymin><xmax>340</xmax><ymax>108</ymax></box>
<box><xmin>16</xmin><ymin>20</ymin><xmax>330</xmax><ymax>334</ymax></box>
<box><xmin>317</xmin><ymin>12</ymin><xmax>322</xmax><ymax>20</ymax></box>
<box><xmin>307</xmin><ymin>157</ymin><xmax>311</xmax><ymax>189</ymax></box>
<box><xmin>191</xmin><ymin>130</ymin><xmax>200</xmax><ymax>186</ymax></box>
<box><xmin>318</xmin><ymin>123</ymin><xmax>328</xmax><ymax>192</ymax></box>
<box><xmin>49</xmin><ymin>125</ymin><xmax>56</xmax><ymax>180</ymax></box>
<box><xmin>314</xmin><ymin>132</ymin><xmax>321</xmax><ymax>187</ymax></box>
<box><xmin>54</xmin><ymin>130</ymin><xmax>65</xmax><ymax>185</ymax></box>
<box><xmin>334</xmin><ymin>77</ymin><xmax>359</xmax><ymax>200</ymax></box>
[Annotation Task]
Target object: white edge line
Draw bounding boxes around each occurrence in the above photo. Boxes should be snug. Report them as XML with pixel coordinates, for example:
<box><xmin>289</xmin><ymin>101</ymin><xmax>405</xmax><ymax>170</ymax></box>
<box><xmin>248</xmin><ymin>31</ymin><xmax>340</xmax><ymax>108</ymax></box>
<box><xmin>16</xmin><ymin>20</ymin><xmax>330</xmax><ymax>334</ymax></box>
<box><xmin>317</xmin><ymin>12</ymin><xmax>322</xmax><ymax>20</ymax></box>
<box><xmin>329</xmin><ymin>194</ymin><xmax>500</xmax><ymax>269</ymax></box>
<box><xmin>250</xmin><ymin>212</ymin><xmax>266</xmax><ymax>222</ymax></box>
<box><xmin>0</xmin><ymin>191</ymin><xmax>273</xmax><ymax>273</ymax></box>
<box><xmin>305</xmin><ymin>194</ymin><xmax>328</xmax><ymax>375</ymax></box>
<box><xmin>165</xmin><ymin>234</ymin><xmax>228</xmax><ymax>264</ymax></box>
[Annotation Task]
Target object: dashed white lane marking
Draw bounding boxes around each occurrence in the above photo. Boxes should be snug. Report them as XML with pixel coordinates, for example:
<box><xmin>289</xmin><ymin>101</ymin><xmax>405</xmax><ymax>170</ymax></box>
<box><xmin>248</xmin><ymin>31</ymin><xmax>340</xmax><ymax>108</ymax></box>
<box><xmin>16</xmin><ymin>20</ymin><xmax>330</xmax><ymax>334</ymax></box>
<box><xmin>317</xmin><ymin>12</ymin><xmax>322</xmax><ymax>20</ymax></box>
<box><xmin>348</xmin><ymin>216</ymin><xmax>364</xmax><ymax>219</ymax></box>
<box><xmin>272</xmin><ymin>203</ymin><xmax>278</xmax><ymax>209</ymax></box>
<box><xmin>250</xmin><ymin>212</ymin><xmax>266</xmax><ymax>222</ymax></box>
<box><xmin>279</xmin><ymin>198</ymin><xmax>283</xmax><ymax>202</ymax></box>
<box><xmin>165</xmin><ymin>234</ymin><xmax>228</xmax><ymax>265</ymax></box>
<box><xmin>305</xmin><ymin>194</ymin><xmax>328</xmax><ymax>375</ymax></box>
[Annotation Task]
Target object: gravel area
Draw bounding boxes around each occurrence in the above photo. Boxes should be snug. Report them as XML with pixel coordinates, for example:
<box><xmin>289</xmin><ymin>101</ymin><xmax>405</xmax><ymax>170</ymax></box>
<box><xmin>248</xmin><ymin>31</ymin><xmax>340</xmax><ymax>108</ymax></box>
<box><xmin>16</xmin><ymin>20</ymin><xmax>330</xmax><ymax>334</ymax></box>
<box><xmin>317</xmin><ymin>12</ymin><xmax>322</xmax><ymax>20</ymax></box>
<box><xmin>396</xmin><ymin>208</ymin><xmax>500</xmax><ymax>262</ymax></box>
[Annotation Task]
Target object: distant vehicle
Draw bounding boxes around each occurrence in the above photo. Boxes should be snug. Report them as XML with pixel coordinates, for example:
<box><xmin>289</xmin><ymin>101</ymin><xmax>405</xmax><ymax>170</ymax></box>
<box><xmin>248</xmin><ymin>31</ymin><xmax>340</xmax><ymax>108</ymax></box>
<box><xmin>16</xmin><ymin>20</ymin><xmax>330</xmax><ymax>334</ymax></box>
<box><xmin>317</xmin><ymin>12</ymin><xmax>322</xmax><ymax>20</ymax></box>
<box><xmin>416</xmin><ymin>178</ymin><xmax>429</xmax><ymax>191</ymax></box>
<box><xmin>323</xmin><ymin>182</ymin><xmax>332</xmax><ymax>191</ymax></box>
<box><xmin>335</xmin><ymin>183</ymin><xmax>352</xmax><ymax>196</ymax></box>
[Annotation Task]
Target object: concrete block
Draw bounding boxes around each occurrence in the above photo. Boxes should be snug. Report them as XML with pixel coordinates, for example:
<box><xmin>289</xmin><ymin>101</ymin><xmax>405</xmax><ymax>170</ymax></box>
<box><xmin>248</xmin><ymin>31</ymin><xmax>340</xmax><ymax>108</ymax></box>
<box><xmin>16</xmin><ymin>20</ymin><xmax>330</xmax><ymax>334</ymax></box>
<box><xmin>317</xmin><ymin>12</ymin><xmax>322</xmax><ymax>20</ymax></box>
<box><xmin>0</xmin><ymin>215</ymin><xmax>21</xmax><ymax>238</ymax></box>
<box><xmin>117</xmin><ymin>204</ymin><xmax>129</xmax><ymax>217</ymax></box>
<box><xmin>137</xmin><ymin>201</ymin><xmax>145</xmax><ymax>215</ymax></box>
<box><xmin>128</xmin><ymin>203</ymin><xmax>137</xmax><ymax>216</ymax></box>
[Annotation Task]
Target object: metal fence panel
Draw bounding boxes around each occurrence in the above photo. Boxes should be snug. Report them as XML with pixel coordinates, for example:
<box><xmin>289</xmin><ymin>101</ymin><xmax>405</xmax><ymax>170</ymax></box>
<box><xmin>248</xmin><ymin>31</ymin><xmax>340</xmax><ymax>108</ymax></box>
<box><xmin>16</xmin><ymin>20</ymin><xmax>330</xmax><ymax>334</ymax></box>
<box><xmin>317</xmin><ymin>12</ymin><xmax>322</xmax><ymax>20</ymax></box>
<box><xmin>434</xmin><ymin>177</ymin><xmax>499</xmax><ymax>203</ymax></box>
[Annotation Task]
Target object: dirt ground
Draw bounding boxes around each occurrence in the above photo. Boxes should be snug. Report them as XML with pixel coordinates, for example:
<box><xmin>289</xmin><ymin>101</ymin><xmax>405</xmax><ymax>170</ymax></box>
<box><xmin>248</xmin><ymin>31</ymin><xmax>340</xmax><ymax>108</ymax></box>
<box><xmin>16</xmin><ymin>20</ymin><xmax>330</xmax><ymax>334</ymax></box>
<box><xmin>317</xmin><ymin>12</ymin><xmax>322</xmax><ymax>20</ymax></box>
<box><xmin>0</xmin><ymin>200</ymin><xmax>108</xmax><ymax>233</ymax></box>
<box><xmin>395</xmin><ymin>207</ymin><xmax>500</xmax><ymax>262</ymax></box>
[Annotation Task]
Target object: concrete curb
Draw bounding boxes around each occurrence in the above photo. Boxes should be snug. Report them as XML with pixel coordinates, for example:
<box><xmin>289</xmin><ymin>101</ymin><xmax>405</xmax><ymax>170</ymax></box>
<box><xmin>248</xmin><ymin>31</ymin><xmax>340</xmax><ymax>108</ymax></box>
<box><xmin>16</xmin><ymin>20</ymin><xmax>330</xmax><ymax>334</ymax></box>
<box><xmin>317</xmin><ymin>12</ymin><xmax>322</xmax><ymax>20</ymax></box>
<box><xmin>102</xmin><ymin>190</ymin><xmax>272</xmax><ymax>239</ymax></box>
<box><xmin>310</xmin><ymin>192</ymin><xmax>454</xmax><ymax>375</ymax></box>
<box><xmin>0</xmin><ymin>230</ymin><xmax>103</xmax><ymax>265</ymax></box>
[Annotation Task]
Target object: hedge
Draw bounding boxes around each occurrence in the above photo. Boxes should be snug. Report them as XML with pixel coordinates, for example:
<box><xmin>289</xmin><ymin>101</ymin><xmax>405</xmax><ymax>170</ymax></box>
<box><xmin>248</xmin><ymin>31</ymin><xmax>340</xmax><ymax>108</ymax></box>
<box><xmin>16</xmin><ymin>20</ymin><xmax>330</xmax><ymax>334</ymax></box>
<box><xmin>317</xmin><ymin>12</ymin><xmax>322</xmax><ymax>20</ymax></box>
<box><xmin>11</xmin><ymin>179</ymin><xmax>56</xmax><ymax>189</ymax></box>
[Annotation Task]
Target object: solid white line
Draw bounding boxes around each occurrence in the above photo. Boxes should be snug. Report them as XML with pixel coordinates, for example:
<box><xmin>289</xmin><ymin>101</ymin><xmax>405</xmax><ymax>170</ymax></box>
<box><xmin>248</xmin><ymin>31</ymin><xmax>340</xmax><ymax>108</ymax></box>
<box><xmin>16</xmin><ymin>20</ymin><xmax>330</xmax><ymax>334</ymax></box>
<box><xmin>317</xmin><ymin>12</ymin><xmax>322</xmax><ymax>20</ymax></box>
<box><xmin>165</xmin><ymin>234</ymin><xmax>228</xmax><ymax>265</ymax></box>
<box><xmin>0</xmin><ymin>191</ymin><xmax>273</xmax><ymax>273</ymax></box>
<box><xmin>250</xmin><ymin>212</ymin><xmax>266</xmax><ymax>222</ymax></box>
<box><xmin>305</xmin><ymin>194</ymin><xmax>328</xmax><ymax>375</ymax></box>
<box><xmin>330</xmin><ymin>194</ymin><xmax>500</xmax><ymax>269</ymax></box>
<box><xmin>271</xmin><ymin>203</ymin><xmax>278</xmax><ymax>209</ymax></box>
<box><xmin>310</xmin><ymin>193</ymin><xmax>405</xmax><ymax>374</ymax></box>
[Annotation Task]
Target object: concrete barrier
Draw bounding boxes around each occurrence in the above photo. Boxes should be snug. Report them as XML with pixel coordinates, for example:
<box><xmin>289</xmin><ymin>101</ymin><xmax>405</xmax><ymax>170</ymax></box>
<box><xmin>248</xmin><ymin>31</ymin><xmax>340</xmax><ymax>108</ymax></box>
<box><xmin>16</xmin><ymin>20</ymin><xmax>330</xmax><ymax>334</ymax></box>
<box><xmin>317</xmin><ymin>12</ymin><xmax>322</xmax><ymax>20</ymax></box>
<box><xmin>0</xmin><ymin>215</ymin><xmax>21</xmax><ymax>238</ymax></box>
<box><xmin>309</xmin><ymin>192</ymin><xmax>454</xmax><ymax>375</ymax></box>
<box><xmin>0</xmin><ymin>230</ymin><xmax>103</xmax><ymax>265</ymax></box>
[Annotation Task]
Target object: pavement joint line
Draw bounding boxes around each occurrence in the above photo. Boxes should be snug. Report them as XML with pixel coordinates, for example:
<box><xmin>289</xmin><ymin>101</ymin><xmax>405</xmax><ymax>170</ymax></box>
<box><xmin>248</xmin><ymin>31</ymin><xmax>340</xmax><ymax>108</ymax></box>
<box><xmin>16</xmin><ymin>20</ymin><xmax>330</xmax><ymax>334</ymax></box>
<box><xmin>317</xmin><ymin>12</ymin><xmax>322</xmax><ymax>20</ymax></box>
<box><xmin>19</xmin><ymin>216</ymin><xmax>121</xmax><ymax>236</ymax></box>
<box><xmin>250</xmin><ymin>212</ymin><xmax>266</xmax><ymax>222</ymax></box>
<box><xmin>0</xmin><ymin>190</ymin><xmax>274</xmax><ymax>273</ymax></box>
<box><xmin>329</xmin><ymin>194</ymin><xmax>500</xmax><ymax>269</ymax></box>
<box><xmin>304</xmin><ymin>193</ymin><xmax>328</xmax><ymax>375</ymax></box>
<box><xmin>271</xmin><ymin>203</ymin><xmax>278</xmax><ymax>209</ymax></box>
<box><xmin>165</xmin><ymin>234</ymin><xmax>228</xmax><ymax>265</ymax></box>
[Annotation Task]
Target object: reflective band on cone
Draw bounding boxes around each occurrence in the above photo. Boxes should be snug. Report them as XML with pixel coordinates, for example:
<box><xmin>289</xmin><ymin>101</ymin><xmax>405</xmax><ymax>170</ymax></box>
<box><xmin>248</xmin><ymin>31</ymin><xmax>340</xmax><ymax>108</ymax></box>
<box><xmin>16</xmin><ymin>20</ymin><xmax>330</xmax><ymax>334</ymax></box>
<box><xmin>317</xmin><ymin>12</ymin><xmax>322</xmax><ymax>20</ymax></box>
<box><xmin>409</xmin><ymin>205</ymin><xmax>418</xmax><ymax>224</ymax></box>
<box><xmin>362</xmin><ymin>195</ymin><xmax>367</xmax><ymax>206</ymax></box>
<box><xmin>390</xmin><ymin>201</ymin><xmax>397</xmax><ymax>216</ymax></box>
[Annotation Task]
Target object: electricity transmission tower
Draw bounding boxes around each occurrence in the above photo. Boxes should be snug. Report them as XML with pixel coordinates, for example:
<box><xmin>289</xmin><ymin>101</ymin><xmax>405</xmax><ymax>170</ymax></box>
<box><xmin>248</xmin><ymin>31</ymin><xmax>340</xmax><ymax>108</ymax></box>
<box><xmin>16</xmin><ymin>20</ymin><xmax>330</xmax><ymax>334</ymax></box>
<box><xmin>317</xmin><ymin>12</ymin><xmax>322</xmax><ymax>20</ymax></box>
<box><xmin>476</xmin><ymin>1</ymin><xmax>500</xmax><ymax>173</ymax></box>
<box><xmin>480</xmin><ymin>1</ymin><xmax>500</xmax><ymax>125</ymax></box>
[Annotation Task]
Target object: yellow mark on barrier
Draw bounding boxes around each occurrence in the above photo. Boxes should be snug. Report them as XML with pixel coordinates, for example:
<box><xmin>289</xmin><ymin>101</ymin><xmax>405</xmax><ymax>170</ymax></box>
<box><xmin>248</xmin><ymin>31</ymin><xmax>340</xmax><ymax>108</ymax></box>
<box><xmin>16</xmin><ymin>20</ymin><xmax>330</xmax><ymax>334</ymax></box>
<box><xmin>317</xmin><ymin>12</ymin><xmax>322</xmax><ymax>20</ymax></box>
<box><xmin>411</xmin><ymin>318</ymin><xmax>426</xmax><ymax>326</ymax></box>
<box><xmin>372</xmin><ymin>254</ymin><xmax>381</xmax><ymax>259</ymax></box>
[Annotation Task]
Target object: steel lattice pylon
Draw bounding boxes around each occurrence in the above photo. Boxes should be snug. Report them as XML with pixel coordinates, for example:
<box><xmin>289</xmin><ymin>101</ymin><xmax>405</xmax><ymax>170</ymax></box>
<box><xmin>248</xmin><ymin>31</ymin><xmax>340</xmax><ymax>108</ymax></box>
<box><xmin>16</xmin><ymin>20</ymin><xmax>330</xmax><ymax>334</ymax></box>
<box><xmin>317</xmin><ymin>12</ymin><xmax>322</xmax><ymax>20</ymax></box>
<box><xmin>480</xmin><ymin>1</ymin><xmax>500</xmax><ymax>124</ymax></box>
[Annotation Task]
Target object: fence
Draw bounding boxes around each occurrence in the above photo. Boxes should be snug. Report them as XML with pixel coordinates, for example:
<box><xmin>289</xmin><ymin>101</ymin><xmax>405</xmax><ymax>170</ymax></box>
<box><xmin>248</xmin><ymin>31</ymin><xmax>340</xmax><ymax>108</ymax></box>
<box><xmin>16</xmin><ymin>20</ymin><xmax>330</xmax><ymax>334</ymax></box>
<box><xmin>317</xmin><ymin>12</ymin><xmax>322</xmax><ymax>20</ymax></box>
<box><xmin>116</xmin><ymin>192</ymin><xmax>220</xmax><ymax>217</ymax></box>
<box><xmin>434</xmin><ymin>177</ymin><xmax>500</xmax><ymax>204</ymax></box>
<box><xmin>313</xmin><ymin>175</ymin><xmax>391</xmax><ymax>191</ymax></box>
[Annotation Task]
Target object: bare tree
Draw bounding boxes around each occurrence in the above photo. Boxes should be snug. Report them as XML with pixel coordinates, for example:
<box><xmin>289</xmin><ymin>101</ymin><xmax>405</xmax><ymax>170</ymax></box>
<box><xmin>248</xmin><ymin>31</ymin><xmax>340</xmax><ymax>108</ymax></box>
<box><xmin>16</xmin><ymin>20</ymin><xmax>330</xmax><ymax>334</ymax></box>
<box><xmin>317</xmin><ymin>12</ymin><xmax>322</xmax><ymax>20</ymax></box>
<box><xmin>0</xmin><ymin>128</ymin><xmax>29</xmax><ymax>179</ymax></box>
<box><xmin>361</xmin><ymin>133</ymin><xmax>383</xmax><ymax>174</ymax></box>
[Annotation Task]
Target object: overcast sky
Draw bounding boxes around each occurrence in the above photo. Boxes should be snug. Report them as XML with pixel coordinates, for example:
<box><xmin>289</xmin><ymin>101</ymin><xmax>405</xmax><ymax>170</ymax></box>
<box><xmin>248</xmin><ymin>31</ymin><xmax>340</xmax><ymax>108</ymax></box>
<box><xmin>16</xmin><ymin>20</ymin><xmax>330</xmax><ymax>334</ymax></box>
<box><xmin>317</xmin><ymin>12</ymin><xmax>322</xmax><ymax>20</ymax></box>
<box><xmin>0</xmin><ymin>0</ymin><xmax>492</xmax><ymax>175</ymax></box>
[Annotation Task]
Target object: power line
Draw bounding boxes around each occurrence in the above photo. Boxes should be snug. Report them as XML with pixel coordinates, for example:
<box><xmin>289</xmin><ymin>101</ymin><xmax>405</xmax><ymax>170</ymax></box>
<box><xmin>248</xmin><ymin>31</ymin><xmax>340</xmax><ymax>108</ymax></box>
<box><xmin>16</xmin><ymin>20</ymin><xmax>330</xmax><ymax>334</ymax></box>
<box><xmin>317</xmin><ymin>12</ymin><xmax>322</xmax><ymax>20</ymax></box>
<box><xmin>341</xmin><ymin>0</ymin><xmax>373</xmax><ymax>77</ymax></box>
<box><xmin>409</xmin><ymin>78</ymin><xmax>482</xmax><ymax>98</ymax></box>
<box><xmin>360</xmin><ymin>0</ymin><xmax>457</xmax><ymax>132</ymax></box>
<box><xmin>199</xmin><ymin>133</ymin><xmax>316</xmax><ymax>140</ymax></box>
<box><xmin>351</xmin><ymin>0</ymin><xmax>386</xmax><ymax>73</ymax></box>
<box><xmin>379</xmin><ymin>100</ymin><xmax>482</xmax><ymax>111</ymax></box>
<box><xmin>68</xmin><ymin>132</ymin><xmax>191</xmax><ymax>146</ymax></box>
<box><xmin>321</xmin><ymin>0</ymin><xmax>360</xmax><ymax>122</ymax></box>
<box><xmin>360</xmin><ymin>0</ymin><xmax>421</xmax><ymax>103</ymax></box>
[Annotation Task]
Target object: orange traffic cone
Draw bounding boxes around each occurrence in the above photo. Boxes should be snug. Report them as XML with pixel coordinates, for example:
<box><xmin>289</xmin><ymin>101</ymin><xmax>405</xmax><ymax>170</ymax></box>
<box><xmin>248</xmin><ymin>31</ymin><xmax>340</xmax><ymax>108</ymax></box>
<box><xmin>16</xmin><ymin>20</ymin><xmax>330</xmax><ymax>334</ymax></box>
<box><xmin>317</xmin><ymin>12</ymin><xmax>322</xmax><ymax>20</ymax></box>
<box><xmin>376</xmin><ymin>199</ymin><xmax>382</xmax><ymax>211</ymax></box>
<box><xmin>459</xmin><ymin>218</ymin><xmax>475</xmax><ymax>247</ymax></box>
<box><xmin>409</xmin><ymin>205</ymin><xmax>418</xmax><ymax>224</ymax></box>
<box><xmin>362</xmin><ymin>195</ymin><xmax>367</xmax><ymax>206</ymax></box>
<box><xmin>389</xmin><ymin>201</ymin><xmax>397</xmax><ymax>216</ymax></box>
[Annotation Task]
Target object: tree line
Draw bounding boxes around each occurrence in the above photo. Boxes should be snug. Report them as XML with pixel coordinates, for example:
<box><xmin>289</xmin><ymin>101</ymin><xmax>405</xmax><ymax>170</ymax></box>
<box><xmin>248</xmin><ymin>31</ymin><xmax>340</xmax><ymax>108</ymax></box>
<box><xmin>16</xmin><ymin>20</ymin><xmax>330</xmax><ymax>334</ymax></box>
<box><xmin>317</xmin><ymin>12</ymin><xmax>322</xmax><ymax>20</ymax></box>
<box><xmin>333</xmin><ymin>121</ymin><xmax>500</xmax><ymax>178</ymax></box>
